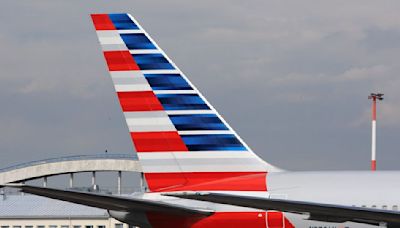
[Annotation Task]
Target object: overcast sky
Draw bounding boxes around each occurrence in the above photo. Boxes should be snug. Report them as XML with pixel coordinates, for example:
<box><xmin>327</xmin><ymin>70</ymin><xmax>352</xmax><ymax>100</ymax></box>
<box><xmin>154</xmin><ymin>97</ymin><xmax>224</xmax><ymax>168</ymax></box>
<box><xmin>1</xmin><ymin>1</ymin><xmax>399</xmax><ymax>172</ymax></box>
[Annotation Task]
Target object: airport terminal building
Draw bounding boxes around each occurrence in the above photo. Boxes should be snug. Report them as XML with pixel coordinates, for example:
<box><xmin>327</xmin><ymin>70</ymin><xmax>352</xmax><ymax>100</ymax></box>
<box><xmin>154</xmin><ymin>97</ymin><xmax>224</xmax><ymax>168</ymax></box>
<box><xmin>0</xmin><ymin>194</ymin><xmax>128</xmax><ymax>228</ymax></box>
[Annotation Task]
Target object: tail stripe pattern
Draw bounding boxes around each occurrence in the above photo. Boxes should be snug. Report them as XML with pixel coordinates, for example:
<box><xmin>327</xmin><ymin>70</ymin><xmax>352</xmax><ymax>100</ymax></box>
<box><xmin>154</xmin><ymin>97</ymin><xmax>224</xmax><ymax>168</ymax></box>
<box><xmin>91</xmin><ymin>13</ymin><xmax>278</xmax><ymax>192</ymax></box>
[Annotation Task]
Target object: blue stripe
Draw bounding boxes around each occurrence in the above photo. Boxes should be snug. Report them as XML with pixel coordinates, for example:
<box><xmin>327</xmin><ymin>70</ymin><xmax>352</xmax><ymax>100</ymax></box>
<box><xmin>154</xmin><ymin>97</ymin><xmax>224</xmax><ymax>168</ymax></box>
<box><xmin>109</xmin><ymin>14</ymin><xmax>139</xmax><ymax>30</ymax></box>
<box><xmin>132</xmin><ymin>54</ymin><xmax>174</xmax><ymax>70</ymax></box>
<box><xmin>169</xmin><ymin>114</ymin><xmax>228</xmax><ymax>130</ymax></box>
<box><xmin>181</xmin><ymin>134</ymin><xmax>247</xmax><ymax>151</ymax></box>
<box><xmin>120</xmin><ymin>34</ymin><xmax>156</xmax><ymax>50</ymax></box>
<box><xmin>156</xmin><ymin>94</ymin><xmax>210</xmax><ymax>110</ymax></box>
<box><xmin>144</xmin><ymin>74</ymin><xmax>192</xmax><ymax>90</ymax></box>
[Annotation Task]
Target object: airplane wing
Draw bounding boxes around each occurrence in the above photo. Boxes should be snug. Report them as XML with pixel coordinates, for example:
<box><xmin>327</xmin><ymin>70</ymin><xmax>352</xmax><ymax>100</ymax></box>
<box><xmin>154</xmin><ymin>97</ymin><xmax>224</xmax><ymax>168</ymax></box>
<box><xmin>1</xmin><ymin>184</ymin><xmax>213</xmax><ymax>216</ymax></box>
<box><xmin>167</xmin><ymin>192</ymin><xmax>400</xmax><ymax>226</ymax></box>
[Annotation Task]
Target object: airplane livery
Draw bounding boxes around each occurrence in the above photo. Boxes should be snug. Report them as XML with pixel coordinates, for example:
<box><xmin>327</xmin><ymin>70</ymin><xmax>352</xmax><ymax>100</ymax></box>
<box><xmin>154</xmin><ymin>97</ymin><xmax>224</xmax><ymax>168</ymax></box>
<box><xmin>3</xmin><ymin>13</ymin><xmax>400</xmax><ymax>228</ymax></box>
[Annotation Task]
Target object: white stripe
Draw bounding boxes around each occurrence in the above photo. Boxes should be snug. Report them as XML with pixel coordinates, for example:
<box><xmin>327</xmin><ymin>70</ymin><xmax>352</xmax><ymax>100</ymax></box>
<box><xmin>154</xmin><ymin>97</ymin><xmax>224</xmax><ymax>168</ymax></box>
<box><xmin>165</xmin><ymin>110</ymin><xmax>216</xmax><ymax>115</ymax></box>
<box><xmin>140</xmin><ymin>165</ymin><xmax>266</xmax><ymax>173</ymax></box>
<box><xmin>100</xmin><ymin>44</ymin><xmax>128</xmax><ymax>51</ymax></box>
<box><xmin>139</xmin><ymin>153</ymin><xmax>266</xmax><ymax>172</ymax></box>
<box><xmin>126</xmin><ymin>117</ymin><xmax>175</xmax><ymax>132</ymax></box>
<box><xmin>96</xmin><ymin>31</ymin><xmax>127</xmax><ymax>51</ymax></box>
<box><xmin>96</xmin><ymin>31</ymin><xmax>124</xmax><ymax>44</ymax></box>
<box><xmin>138</xmin><ymin>151</ymin><xmax>268</xmax><ymax>172</ymax></box>
<box><xmin>138</xmin><ymin>151</ymin><xmax>255</xmax><ymax>159</ymax></box>
<box><xmin>114</xmin><ymin>84</ymin><xmax>151</xmax><ymax>92</ymax></box>
<box><xmin>110</xmin><ymin>71</ymin><xmax>144</xmax><ymax>79</ymax></box>
<box><xmin>153</xmin><ymin>90</ymin><xmax>197</xmax><ymax>94</ymax></box>
<box><xmin>125</xmin><ymin>111</ymin><xmax>176</xmax><ymax>132</ymax></box>
<box><xmin>118</xmin><ymin>29</ymin><xmax>144</xmax><ymax>34</ymax></box>
<box><xmin>110</xmin><ymin>71</ymin><xmax>152</xmax><ymax>92</ymax></box>
<box><xmin>178</xmin><ymin>130</ymin><xmax>233</xmax><ymax>135</ymax></box>
<box><xmin>139</xmin><ymin>156</ymin><xmax>266</xmax><ymax>172</ymax></box>
<box><xmin>372</xmin><ymin>120</ymin><xmax>376</xmax><ymax>161</ymax></box>
<box><xmin>140</xmin><ymin>70</ymin><xmax>180</xmax><ymax>74</ymax></box>
<box><xmin>99</xmin><ymin>36</ymin><xmax>125</xmax><ymax>45</ymax></box>
<box><xmin>129</xmin><ymin>49</ymin><xmax>160</xmax><ymax>54</ymax></box>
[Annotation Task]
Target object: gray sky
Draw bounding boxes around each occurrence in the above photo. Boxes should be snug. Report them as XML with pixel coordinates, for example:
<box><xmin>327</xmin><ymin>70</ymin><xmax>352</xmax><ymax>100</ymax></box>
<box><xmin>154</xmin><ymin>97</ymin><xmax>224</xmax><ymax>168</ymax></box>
<box><xmin>1</xmin><ymin>0</ymin><xmax>400</xmax><ymax>172</ymax></box>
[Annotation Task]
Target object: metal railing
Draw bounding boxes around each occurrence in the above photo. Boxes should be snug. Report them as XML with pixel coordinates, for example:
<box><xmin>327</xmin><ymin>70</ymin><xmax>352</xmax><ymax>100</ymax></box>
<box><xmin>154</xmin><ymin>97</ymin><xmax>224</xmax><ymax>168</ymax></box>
<box><xmin>0</xmin><ymin>154</ymin><xmax>137</xmax><ymax>173</ymax></box>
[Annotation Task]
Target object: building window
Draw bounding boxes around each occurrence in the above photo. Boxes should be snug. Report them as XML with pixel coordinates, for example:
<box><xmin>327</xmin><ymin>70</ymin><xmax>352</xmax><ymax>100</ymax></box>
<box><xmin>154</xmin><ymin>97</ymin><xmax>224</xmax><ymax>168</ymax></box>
<box><xmin>25</xmin><ymin>226</ymin><xmax>33</xmax><ymax>228</ymax></box>
<box><xmin>115</xmin><ymin>224</ymin><xmax>123</xmax><ymax>228</ymax></box>
<box><xmin>98</xmin><ymin>226</ymin><xmax>106</xmax><ymax>228</ymax></box>
<box><xmin>383</xmin><ymin>205</ymin><xmax>388</xmax><ymax>210</ymax></box>
<box><xmin>393</xmin><ymin>205</ymin><xmax>398</xmax><ymax>211</ymax></box>
<box><xmin>13</xmin><ymin>226</ymin><xmax>21</xmax><ymax>228</ymax></box>
<box><xmin>73</xmin><ymin>226</ymin><xmax>81</xmax><ymax>228</ymax></box>
<box><xmin>1</xmin><ymin>226</ymin><xmax>9</xmax><ymax>228</ymax></box>
<box><xmin>49</xmin><ymin>226</ymin><xmax>57</xmax><ymax>228</ymax></box>
<box><xmin>61</xmin><ymin>226</ymin><xmax>69</xmax><ymax>228</ymax></box>
<box><xmin>37</xmin><ymin>226</ymin><xmax>45</xmax><ymax>228</ymax></box>
<box><xmin>85</xmin><ymin>226</ymin><xmax>93</xmax><ymax>228</ymax></box>
<box><xmin>371</xmin><ymin>205</ymin><xmax>376</xmax><ymax>208</ymax></box>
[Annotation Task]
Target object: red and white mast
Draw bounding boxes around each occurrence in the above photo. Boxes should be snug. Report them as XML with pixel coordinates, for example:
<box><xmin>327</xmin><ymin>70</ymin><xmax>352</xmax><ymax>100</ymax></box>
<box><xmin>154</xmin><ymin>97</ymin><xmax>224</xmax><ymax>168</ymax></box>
<box><xmin>368</xmin><ymin>93</ymin><xmax>383</xmax><ymax>171</ymax></box>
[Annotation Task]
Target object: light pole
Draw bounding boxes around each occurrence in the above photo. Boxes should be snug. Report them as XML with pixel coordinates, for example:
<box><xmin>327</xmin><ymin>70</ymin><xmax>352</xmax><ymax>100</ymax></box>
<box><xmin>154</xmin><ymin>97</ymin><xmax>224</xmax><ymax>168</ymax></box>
<box><xmin>368</xmin><ymin>93</ymin><xmax>384</xmax><ymax>171</ymax></box>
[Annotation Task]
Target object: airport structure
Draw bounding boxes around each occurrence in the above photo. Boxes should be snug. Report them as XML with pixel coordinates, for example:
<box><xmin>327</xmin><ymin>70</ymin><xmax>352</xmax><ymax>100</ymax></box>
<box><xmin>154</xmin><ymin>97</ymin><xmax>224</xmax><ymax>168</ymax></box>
<box><xmin>0</xmin><ymin>154</ymin><xmax>141</xmax><ymax>227</ymax></box>
<box><xmin>0</xmin><ymin>154</ymin><xmax>141</xmax><ymax>194</ymax></box>
<box><xmin>0</xmin><ymin>194</ymin><xmax>129</xmax><ymax>228</ymax></box>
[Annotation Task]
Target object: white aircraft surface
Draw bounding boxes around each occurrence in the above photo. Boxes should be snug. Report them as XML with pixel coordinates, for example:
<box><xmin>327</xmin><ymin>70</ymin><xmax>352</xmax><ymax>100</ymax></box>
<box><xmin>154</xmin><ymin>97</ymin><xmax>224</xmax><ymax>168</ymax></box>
<box><xmin>3</xmin><ymin>13</ymin><xmax>400</xmax><ymax>228</ymax></box>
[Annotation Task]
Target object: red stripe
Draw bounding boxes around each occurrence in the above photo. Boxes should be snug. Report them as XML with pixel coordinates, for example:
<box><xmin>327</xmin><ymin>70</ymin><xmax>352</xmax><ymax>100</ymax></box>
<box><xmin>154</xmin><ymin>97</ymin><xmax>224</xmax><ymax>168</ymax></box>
<box><xmin>91</xmin><ymin>14</ymin><xmax>116</xmax><ymax>30</ymax></box>
<box><xmin>117</xmin><ymin>91</ymin><xmax>163</xmax><ymax>112</ymax></box>
<box><xmin>131</xmin><ymin>131</ymin><xmax>188</xmax><ymax>152</ymax></box>
<box><xmin>267</xmin><ymin>211</ymin><xmax>283</xmax><ymax>228</ymax></box>
<box><xmin>147</xmin><ymin>212</ymin><xmax>267</xmax><ymax>228</ymax></box>
<box><xmin>145</xmin><ymin>172</ymin><xmax>267</xmax><ymax>192</ymax></box>
<box><xmin>103</xmin><ymin>51</ymin><xmax>140</xmax><ymax>71</ymax></box>
<box><xmin>371</xmin><ymin>160</ymin><xmax>376</xmax><ymax>171</ymax></box>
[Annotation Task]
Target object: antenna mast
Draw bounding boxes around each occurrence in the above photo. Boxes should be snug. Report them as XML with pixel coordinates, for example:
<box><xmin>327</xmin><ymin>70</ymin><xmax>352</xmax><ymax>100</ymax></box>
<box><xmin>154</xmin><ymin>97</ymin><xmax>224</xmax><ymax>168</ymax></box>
<box><xmin>368</xmin><ymin>93</ymin><xmax>384</xmax><ymax>171</ymax></box>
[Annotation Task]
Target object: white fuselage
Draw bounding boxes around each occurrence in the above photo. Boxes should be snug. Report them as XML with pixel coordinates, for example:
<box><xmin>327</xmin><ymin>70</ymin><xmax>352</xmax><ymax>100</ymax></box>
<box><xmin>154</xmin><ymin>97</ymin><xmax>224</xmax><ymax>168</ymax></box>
<box><xmin>268</xmin><ymin>171</ymin><xmax>400</xmax><ymax>227</ymax></box>
<box><xmin>137</xmin><ymin>171</ymin><xmax>400</xmax><ymax>227</ymax></box>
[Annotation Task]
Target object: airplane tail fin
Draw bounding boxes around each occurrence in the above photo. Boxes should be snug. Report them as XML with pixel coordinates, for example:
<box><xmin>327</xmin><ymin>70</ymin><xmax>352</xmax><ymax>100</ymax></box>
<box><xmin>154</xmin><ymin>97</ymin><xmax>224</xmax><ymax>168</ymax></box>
<box><xmin>90</xmin><ymin>13</ymin><xmax>281</xmax><ymax>192</ymax></box>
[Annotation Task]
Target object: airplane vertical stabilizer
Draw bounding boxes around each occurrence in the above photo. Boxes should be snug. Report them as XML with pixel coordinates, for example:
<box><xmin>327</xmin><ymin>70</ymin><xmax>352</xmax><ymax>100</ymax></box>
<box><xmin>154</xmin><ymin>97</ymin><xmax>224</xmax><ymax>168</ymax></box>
<box><xmin>91</xmin><ymin>13</ymin><xmax>281</xmax><ymax>192</ymax></box>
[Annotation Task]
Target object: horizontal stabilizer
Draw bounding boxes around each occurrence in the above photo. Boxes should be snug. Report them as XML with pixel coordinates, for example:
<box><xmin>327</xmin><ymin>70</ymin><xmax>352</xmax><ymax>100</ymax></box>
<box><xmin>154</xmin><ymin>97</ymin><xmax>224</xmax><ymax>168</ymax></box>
<box><xmin>2</xmin><ymin>184</ymin><xmax>213</xmax><ymax>216</ymax></box>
